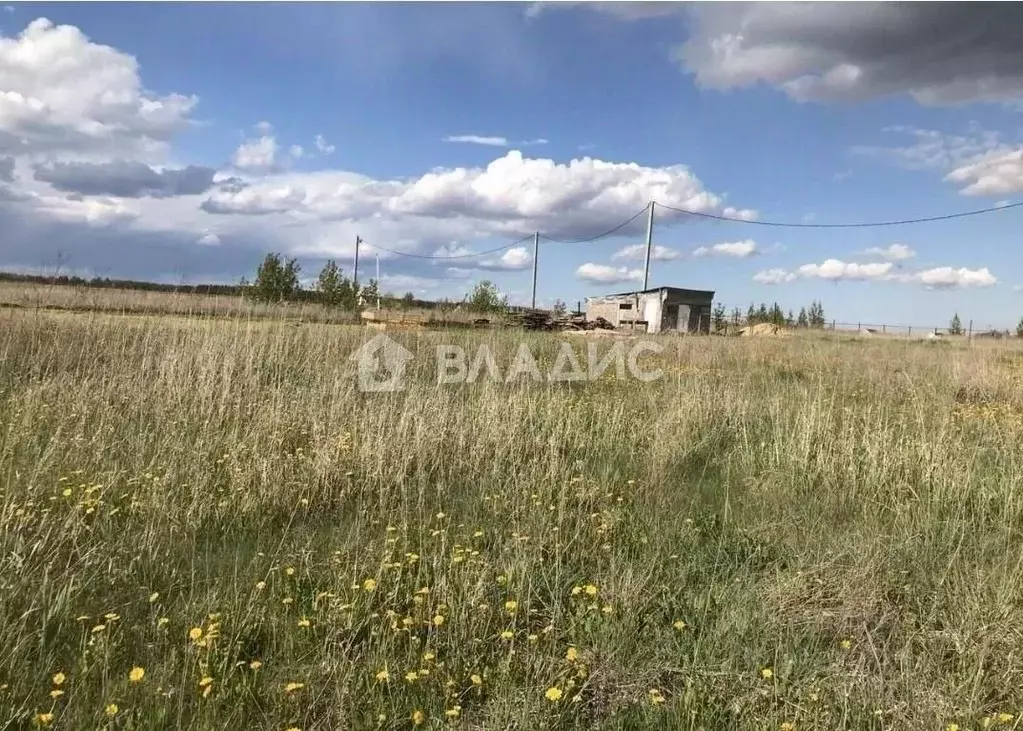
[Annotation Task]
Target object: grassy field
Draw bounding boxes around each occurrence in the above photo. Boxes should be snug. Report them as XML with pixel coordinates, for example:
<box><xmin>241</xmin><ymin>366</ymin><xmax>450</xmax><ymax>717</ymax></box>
<box><xmin>2</xmin><ymin>308</ymin><xmax>1023</xmax><ymax>731</ymax></box>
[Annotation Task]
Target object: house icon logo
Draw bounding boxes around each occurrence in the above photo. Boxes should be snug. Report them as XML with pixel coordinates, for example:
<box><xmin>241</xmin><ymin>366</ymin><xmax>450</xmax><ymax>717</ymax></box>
<box><xmin>349</xmin><ymin>333</ymin><xmax>415</xmax><ymax>392</ymax></box>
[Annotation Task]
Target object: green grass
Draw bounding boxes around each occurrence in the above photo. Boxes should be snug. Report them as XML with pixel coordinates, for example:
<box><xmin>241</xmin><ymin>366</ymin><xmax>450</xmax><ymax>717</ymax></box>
<box><xmin>2</xmin><ymin>309</ymin><xmax>1023</xmax><ymax>731</ymax></box>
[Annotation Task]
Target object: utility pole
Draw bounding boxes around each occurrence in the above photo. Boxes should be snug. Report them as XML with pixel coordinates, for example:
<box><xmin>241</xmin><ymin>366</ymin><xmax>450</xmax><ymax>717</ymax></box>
<box><xmin>353</xmin><ymin>235</ymin><xmax>361</xmax><ymax>290</ymax></box>
<box><xmin>642</xmin><ymin>201</ymin><xmax>655</xmax><ymax>291</ymax></box>
<box><xmin>375</xmin><ymin>252</ymin><xmax>380</xmax><ymax>310</ymax></box>
<box><xmin>530</xmin><ymin>231</ymin><xmax>539</xmax><ymax>309</ymax></box>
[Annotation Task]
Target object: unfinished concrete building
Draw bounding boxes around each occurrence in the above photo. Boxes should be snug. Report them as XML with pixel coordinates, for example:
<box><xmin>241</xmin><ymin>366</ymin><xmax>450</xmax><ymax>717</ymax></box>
<box><xmin>585</xmin><ymin>286</ymin><xmax>715</xmax><ymax>334</ymax></box>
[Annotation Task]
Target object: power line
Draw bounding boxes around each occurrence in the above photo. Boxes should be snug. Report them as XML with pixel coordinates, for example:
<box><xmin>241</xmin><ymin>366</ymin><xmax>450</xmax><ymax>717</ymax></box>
<box><xmin>364</xmin><ymin>234</ymin><xmax>534</xmax><ymax>260</ymax></box>
<box><xmin>538</xmin><ymin>205</ymin><xmax>649</xmax><ymax>243</ymax></box>
<box><xmin>655</xmin><ymin>199</ymin><xmax>1023</xmax><ymax>228</ymax></box>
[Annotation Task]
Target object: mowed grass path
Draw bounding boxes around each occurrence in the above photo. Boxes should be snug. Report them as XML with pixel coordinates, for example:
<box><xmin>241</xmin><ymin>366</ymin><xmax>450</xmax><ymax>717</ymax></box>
<box><xmin>2</xmin><ymin>310</ymin><xmax>1023</xmax><ymax>730</ymax></box>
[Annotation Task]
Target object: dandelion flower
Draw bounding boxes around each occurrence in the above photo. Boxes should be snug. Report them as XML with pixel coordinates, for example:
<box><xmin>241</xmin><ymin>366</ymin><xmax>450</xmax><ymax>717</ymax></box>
<box><xmin>998</xmin><ymin>713</ymin><xmax>1014</xmax><ymax>724</ymax></box>
<box><xmin>104</xmin><ymin>704</ymin><xmax>118</xmax><ymax>717</ymax></box>
<box><xmin>284</xmin><ymin>682</ymin><xmax>304</xmax><ymax>693</ymax></box>
<box><xmin>760</xmin><ymin>668</ymin><xmax>773</xmax><ymax>680</ymax></box>
<box><xmin>362</xmin><ymin>578</ymin><xmax>377</xmax><ymax>592</ymax></box>
<box><xmin>565</xmin><ymin>647</ymin><xmax>579</xmax><ymax>662</ymax></box>
<box><xmin>945</xmin><ymin>725</ymin><xmax>959</xmax><ymax>731</ymax></box>
<box><xmin>445</xmin><ymin>707</ymin><xmax>461</xmax><ymax>719</ymax></box>
<box><xmin>199</xmin><ymin>676</ymin><xmax>213</xmax><ymax>688</ymax></box>
<box><xmin>412</xmin><ymin>709</ymin><xmax>426</xmax><ymax>726</ymax></box>
<box><xmin>128</xmin><ymin>666</ymin><xmax>145</xmax><ymax>683</ymax></box>
<box><xmin>649</xmin><ymin>688</ymin><xmax>666</xmax><ymax>705</ymax></box>
<box><xmin>545</xmin><ymin>686</ymin><xmax>563</xmax><ymax>702</ymax></box>
<box><xmin>504</xmin><ymin>600</ymin><xmax>518</xmax><ymax>614</ymax></box>
<box><xmin>297</xmin><ymin>617</ymin><xmax>311</xmax><ymax>628</ymax></box>
<box><xmin>840</xmin><ymin>639</ymin><xmax>852</xmax><ymax>650</ymax></box>
<box><xmin>422</xmin><ymin>652</ymin><xmax>435</xmax><ymax>662</ymax></box>
<box><xmin>375</xmin><ymin>670</ymin><xmax>389</xmax><ymax>682</ymax></box>
<box><xmin>249</xmin><ymin>660</ymin><xmax>263</xmax><ymax>670</ymax></box>
<box><xmin>49</xmin><ymin>689</ymin><xmax>64</xmax><ymax>699</ymax></box>
<box><xmin>471</xmin><ymin>674</ymin><xmax>482</xmax><ymax>686</ymax></box>
<box><xmin>781</xmin><ymin>723</ymin><xmax>795</xmax><ymax>731</ymax></box>
<box><xmin>35</xmin><ymin>712</ymin><xmax>54</xmax><ymax>726</ymax></box>
<box><xmin>157</xmin><ymin>617</ymin><xmax>170</xmax><ymax>627</ymax></box>
<box><xmin>432</xmin><ymin>614</ymin><xmax>445</xmax><ymax>627</ymax></box>
<box><xmin>255</xmin><ymin>581</ymin><xmax>266</xmax><ymax>590</ymax></box>
<box><xmin>500</xmin><ymin>630</ymin><xmax>513</xmax><ymax>640</ymax></box>
<box><xmin>52</xmin><ymin>673</ymin><xmax>66</xmax><ymax>686</ymax></box>
<box><xmin>188</xmin><ymin>627</ymin><xmax>203</xmax><ymax>641</ymax></box>
<box><xmin>673</xmin><ymin>620</ymin><xmax>687</xmax><ymax>631</ymax></box>
<box><xmin>584</xmin><ymin>585</ymin><xmax>598</xmax><ymax>597</ymax></box>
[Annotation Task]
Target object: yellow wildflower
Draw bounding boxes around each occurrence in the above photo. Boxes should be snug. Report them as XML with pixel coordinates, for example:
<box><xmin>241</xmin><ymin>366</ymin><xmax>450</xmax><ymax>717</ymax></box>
<box><xmin>283</xmin><ymin>682</ymin><xmax>304</xmax><ymax>693</ymax></box>
<box><xmin>840</xmin><ymin>639</ymin><xmax>852</xmax><ymax>649</ymax></box>
<box><xmin>189</xmin><ymin>627</ymin><xmax>203</xmax><ymax>641</ymax></box>
<box><xmin>504</xmin><ymin>599</ymin><xmax>518</xmax><ymax>614</ymax></box>
<box><xmin>471</xmin><ymin>674</ymin><xmax>483</xmax><ymax>686</ymax></box>
<box><xmin>375</xmin><ymin>669</ymin><xmax>389</xmax><ymax>682</ymax></box>
<box><xmin>412</xmin><ymin>709</ymin><xmax>426</xmax><ymax>726</ymax></box>
<box><xmin>405</xmin><ymin>671</ymin><xmax>419</xmax><ymax>683</ymax></box>
<box><xmin>500</xmin><ymin>630</ymin><xmax>513</xmax><ymax>640</ymax></box>
<box><xmin>649</xmin><ymin>688</ymin><xmax>666</xmax><ymax>705</ymax></box>
<box><xmin>49</xmin><ymin>689</ymin><xmax>64</xmax><ymax>699</ymax></box>
<box><xmin>249</xmin><ymin>660</ymin><xmax>263</xmax><ymax>670</ymax></box>
<box><xmin>565</xmin><ymin>647</ymin><xmax>579</xmax><ymax>662</ymax></box>
<box><xmin>760</xmin><ymin>668</ymin><xmax>773</xmax><ymax>680</ymax></box>
<box><xmin>545</xmin><ymin>686</ymin><xmax>563</xmax><ymax>702</ymax></box>
<box><xmin>433</xmin><ymin>614</ymin><xmax>445</xmax><ymax>627</ymax></box>
<box><xmin>199</xmin><ymin>676</ymin><xmax>213</xmax><ymax>688</ymax></box>
<box><xmin>297</xmin><ymin>617</ymin><xmax>311</xmax><ymax>628</ymax></box>
<box><xmin>781</xmin><ymin>723</ymin><xmax>795</xmax><ymax>731</ymax></box>
<box><xmin>104</xmin><ymin>704</ymin><xmax>118</xmax><ymax>717</ymax></box>
<box><xmin>673</xmin><ymin>620</ymin><xmax>687</xmax><ymax>631</ymax></box>
<box><xmin>584</xmin><ymin>585</ymin><xmax>598</xmax><ymax>596</ymax></box>
<box><xmin>148</xmin><ymin>592</ymin><xmax>160</xmax><ymax>603</ymax></box>
<box><xmin>52</xmin><ymin>673</ymin><xmax>66</xmax><ymax>686</ymax></box>
<box><xmin>35</xmin><ymin>712</ymin><xmax>54</xmax><ymax>726</ymax></box>
<box><xmin>128</xmin><ymin>666</ymin><xmax>145</xmax><ymax>683</ymax></box>
<box><xmin>445</xmin><ymin>706</ymin><xmax>461</xmax><ymax>719</ymax></box>
<box><xmin>362</xmin><ymin>578</ymin><xmax>377</xmax><ymax>592</ymax></box>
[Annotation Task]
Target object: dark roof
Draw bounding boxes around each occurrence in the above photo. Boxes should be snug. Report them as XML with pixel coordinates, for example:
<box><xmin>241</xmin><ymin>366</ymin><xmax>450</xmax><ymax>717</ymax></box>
<box><xmin>593</xmin><ymin>286</ymin><xmax>715</xmax><ymax>299</ymax></box>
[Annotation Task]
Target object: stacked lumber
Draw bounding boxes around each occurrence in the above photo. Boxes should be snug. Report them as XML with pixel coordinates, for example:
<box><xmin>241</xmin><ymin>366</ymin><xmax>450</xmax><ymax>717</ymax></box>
<box><xmin>509</xmin><ymin>310</ymin><xmax>616</xmax><ymax>332</ymax></box>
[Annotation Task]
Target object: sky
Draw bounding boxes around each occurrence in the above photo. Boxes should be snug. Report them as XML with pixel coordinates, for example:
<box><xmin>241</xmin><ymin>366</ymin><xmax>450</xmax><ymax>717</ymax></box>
<box><xmin>1</xmin><ymin>2</ymin><xmax>1023</xmax><ymax>329</ymax></box>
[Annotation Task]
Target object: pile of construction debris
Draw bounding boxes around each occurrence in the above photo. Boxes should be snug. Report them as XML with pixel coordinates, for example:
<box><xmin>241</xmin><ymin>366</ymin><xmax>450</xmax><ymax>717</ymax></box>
<box><xmin>510</xmin><ymin>310</ymin><xmax>615</xmax><ymax>332</ymax></box>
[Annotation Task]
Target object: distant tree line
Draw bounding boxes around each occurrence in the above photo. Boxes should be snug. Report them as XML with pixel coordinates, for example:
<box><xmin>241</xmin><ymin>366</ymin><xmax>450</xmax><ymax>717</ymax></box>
<box><xmin>0</xmin><ymin>271</ymin><xmax>247</xmax><ymax>296</ymax></box>
<box><xmin>711</xmin><ymin>300</ymin><xmax>827</xmax><ymax>330</ymax></box>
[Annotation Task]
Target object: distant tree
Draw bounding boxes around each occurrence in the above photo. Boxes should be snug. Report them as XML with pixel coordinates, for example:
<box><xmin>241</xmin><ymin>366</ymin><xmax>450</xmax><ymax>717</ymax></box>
<box><xmin>786</xmin><ymin>309</ymin><xmax>795</xmax><ymax>328</ymax></box>
<box><xmin>949</xmin><ymin>312</ymin><xmax>963</xmax><ymax>336</ymax></box>
<box><xmin>808</xmin><ymin>300</ymin><xmax>826</xmax><ymax>328</ymax></box>
<box><xmin>401</xmin><ymin>292</ymin><xmax>416</xmax><ymax>310</ymax></box>
<box><xmin>770</xmin><ymin>303</ymin><xmax>785</xmax><ymax>327</ymax></box>
<box><xmin>468</xmin><ymin>280</ymin><xmax>507</xmax><ymax>315</ymax></box>
<box><xmin>316</xmin><ymin>260</ymin><xmax>352</xmax><ymax>308</ymax></box>
<box><xmin>746</xmin><ymin>303</ymin><xmax>756</xmax><ymax>325</ymax></box>
<box><xmin>1017</xmin><ymin>317</ymin><xmax>1023</xmax><ymax>338</ymax></box>
<box><xmin>551</xmin><ymin>299</ymin><xmax>568</xmax><ymax>318</ymax></box>
<box><xmin>361</xmin><ymin>278</ymin><xmax>380</xmax><ymax>309</ymax></box>
<box><xmin>757</xmin><ymin>303</ymin><xmax>769</xmax><ymax>324</ymax></box>
<box><xmin>797</xmin><ymin>307</ymin><xmax>809</xmax><ymax>328</ymax></box>
<box><xmin>251</xmin><ymin>253</ymin><xmax>301</xmax><ymax>303</ymax></box>
<box><xmin>712</xmin><ymin>302</ymin><xmax>727</xmax><ymax>331</ymax></box>
<box><xmin>731</xmin><ymin>307</ymin><xmax>742</xmax><ymax>326</ymax></box>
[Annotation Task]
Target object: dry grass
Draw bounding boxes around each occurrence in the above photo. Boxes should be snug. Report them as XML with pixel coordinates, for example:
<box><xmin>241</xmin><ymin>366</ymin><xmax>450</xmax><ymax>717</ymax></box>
<box><xmin>2</xmin><ymin>308</ymin><xmax>1023</xmax><ymax>730</ymax></box>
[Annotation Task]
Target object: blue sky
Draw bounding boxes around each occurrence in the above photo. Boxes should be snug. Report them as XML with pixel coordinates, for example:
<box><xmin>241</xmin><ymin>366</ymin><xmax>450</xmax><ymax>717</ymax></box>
<box><xmin>1</xmin><ymin>2</ymin><xmax>1022</xmax><ymax>329</ymax></box>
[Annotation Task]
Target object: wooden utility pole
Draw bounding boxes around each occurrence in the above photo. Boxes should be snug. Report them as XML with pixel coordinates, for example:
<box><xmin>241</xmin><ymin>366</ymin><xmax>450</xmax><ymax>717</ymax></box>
<box><xmin>353</xmin><ymin>235</ymin><xmax>362</xmax><ymax>289</ymax></box>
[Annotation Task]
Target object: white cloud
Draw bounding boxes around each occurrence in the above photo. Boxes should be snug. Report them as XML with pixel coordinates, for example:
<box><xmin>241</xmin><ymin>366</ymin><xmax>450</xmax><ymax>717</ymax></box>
<box><xmin>798</xmin><ymin>259</ymin><xmax>893</xmax><ymax>282</ymax></box>
<box><xmin>196</xmin><ymin>232</ymin><xmax>220</xmax><ymax>246</ymax></box>
<box><xmin>895</xmin><ymin>266</ymin><xmax>998</xmax><ymax>289</ymax></box>
<box><xmin>479</xmin><ymin>245</ymin><xmax>532</xmax><ymax>271</ymax></box>
<box><xmin>443</xmin><ymin>135</ymin><xmax>510</xmax><ymax>147</ymax></box>
<box><xmin>944</xmin><ymin>148</ymin><xmax>1023</xmax><ymax>196</ymax></box>
<box><xmin>289</xmin><ymin>144</ymin><xmax>304</xmax><ymax>159</ymax></box>
<box><xmin>611</xmin><ymin>243</ymin><xmax>680</xmax><ymax>261</ymax></box>
<box><xmin>314</xmin><ymin>134</ymin><xmax>335</xmax><ymax>155</ymax></box>
<box><xmin>575</xmin><ymin>262</ymin><xmax>644</xmax><ymax>285</ymax></box>
<box><xmin>692</xmin><ymin>239</ymin><xmax>758</xmax><ymax>258</ymax></box>
<box><xmin>753</xmin><ymin>258</ymin><xmax>997</xmax><ymax>289</ymax></box>
<box><xmin>254</xmin><ymin>121</ymin><xmax>273</xmax><ymax>136</ymax></box>
<box><xmin>863</xmin><ymin>243</ymin><xmax>915</xmax><ymax>261</ymax></box>
<box><xmin>0</xmin><ymin>18</ymin><xmax>196</xmax><ymax>158</ymax></box>
<box><xmin>232</xmin><ymin>135</ymin><xmax>278</xmax><ymax>172</ymax></box>
<box><xmin>752</xmin><ymin>268</ymin><xmax>796</xmax><ymax>285</ymax></box>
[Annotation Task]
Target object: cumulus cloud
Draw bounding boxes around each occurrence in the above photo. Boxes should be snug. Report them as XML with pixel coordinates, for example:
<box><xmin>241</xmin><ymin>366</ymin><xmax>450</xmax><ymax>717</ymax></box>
<box><xmin>863</xmin><ymin>243</ymin><xmax>915</xmax><ymax>261</ymax></box>
<box><xmin>944</xmin><ymin>149</ymin><xmax>1023</xmax><ymax>196</ymax></box>
<box><xmin>32</xmin><ymin>160</ymin><xmax>217</xmax><ymax>198</ymax></box>
<box><xmin>232</xmin><ymin>135</ymin><xmax>279</xmax><ymax>172</ymax></box>
<box><xmin>692</xmin><ymin>239</ymin><xmax>758</xmax><ymax>258</ymax></box>
<box><xmin>0</xmin><ymin>18</ymin><xmax>196</xmax><ymax>158</ymax></box>
<box><xmin>611</xmin><ymin>243</ymin><xmax>680</xmax><ymax>261</ymax></box>
<box><xmin>754</xmin><ymin>258</ymin><xmax>997</xmax><ymax>289</ymax></box>
<box><xmin>672</xmin><ymin>4</ymin><xmax>1023</xmax><ymax>106</ymax></box>
<box><xmin>314</xmin><ymin>134</ymin><xmax>335</xmax><ymax>155</ymax></box>
<box><xmin>477</xmin><ymin>245</ymin><xmax>532</xmax><ymax>271</ymax></box>
<box><xmin>575</xmin><ymin>262</ymin><xmax>644</xmax><ymax>285</ymax></box>
<box><xmin>196</xmin><ymin>232</ymin><xmax>220</xmax><ymax>246</ymax></box>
